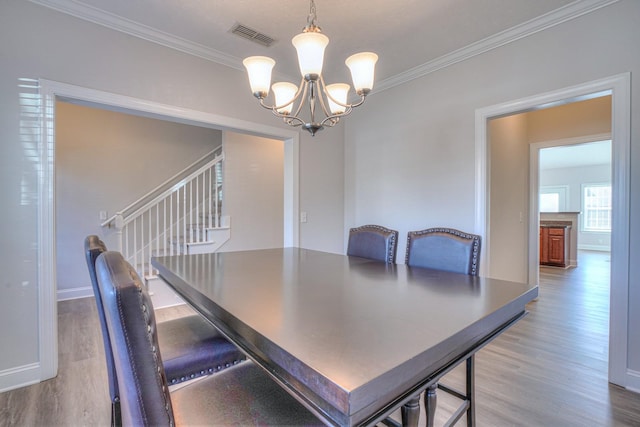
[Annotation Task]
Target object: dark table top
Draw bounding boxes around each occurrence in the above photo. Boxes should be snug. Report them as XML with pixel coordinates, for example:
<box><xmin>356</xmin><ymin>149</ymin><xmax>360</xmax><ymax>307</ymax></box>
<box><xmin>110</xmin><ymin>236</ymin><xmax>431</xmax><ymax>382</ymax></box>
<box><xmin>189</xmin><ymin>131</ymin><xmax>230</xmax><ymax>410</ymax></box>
<box><xmin>153</xmin><ymin>248</ymin><xmax>538</xmax><ymax>426</ymax></box>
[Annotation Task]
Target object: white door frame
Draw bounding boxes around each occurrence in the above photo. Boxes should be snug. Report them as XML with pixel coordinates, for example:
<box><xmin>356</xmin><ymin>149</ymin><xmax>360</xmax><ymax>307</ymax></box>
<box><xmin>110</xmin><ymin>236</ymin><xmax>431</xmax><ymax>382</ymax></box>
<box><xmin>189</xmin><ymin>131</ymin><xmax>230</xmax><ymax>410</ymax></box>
<box><xmin>474</xmin><ymin>73</ymin><xmax>631</xmax><ymax>388</ymax></box>
<box><xmin>37</xmin><ymin>79</ymin><xmax>300</xmax><ymax>381</ymax></box>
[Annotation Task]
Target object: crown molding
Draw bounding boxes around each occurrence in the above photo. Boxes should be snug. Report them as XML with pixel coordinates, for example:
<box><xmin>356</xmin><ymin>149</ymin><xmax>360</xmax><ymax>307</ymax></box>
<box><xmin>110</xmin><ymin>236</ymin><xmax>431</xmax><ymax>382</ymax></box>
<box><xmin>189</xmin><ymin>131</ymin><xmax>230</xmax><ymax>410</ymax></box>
<box><xmin>374</xmin><ymin>0</ymin><xmax>620</xmax><ymax>94</ymax></box>
<box><xmin>28</xmin><ymin>0</ymin><xmax>243</xmax><ymax>70</ymax></box>
<box><xmin>30</xmin><ymin>0</ymin><xmax>619</xmax><ymax>92</ymax></box>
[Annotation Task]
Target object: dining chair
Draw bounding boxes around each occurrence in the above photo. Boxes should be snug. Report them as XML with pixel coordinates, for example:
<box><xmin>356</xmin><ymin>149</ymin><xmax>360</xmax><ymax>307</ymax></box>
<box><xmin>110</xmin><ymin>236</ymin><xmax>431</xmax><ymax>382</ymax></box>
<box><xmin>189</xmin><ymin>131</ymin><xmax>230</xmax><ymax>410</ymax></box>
<box><xmin>84</xmin><ymin>236</ymin><xmax>246</xmax><ymax>426</ymax></box>
<box><xmin>405</xmin><ymin>227</ymin><xmax>481</xmax><ymax>275</ymax></box>
<box><xmin>94</xmin><ymin>250</ymin><xmax>323</xmax><ymax>426</ymax></box>
<box><xmin>404</xmin><ymin>227</ymin><xmax>481</xmax><ymax>427</ymax></box>
<box><xmin>347</xmin><ymin>224</ymin><xmax>399</xmax><ymax>263</ymax></box>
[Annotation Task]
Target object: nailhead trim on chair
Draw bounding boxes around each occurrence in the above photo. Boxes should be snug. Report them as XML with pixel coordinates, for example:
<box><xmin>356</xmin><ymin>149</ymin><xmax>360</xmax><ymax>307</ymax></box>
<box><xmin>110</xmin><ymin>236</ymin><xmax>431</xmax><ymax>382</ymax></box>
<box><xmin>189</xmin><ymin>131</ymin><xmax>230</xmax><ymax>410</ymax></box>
<box><xmin>139</xmin><ymin>295</ymin><xmax>174</xmax><ymax>426</ymax></box>
<box><xmin>405</xmin><ymin>227</ymin><xmax>481</xmax><ymax>276</ymax></box>
<box><xmin>167</xmin><ymin>359</ymin><xmax>245</xmax><ymax>385</ymax></box>
<box><xmin>349</xmin><ymin>224</ymin><xmax>399</xmax><ymax>264</ymax></box>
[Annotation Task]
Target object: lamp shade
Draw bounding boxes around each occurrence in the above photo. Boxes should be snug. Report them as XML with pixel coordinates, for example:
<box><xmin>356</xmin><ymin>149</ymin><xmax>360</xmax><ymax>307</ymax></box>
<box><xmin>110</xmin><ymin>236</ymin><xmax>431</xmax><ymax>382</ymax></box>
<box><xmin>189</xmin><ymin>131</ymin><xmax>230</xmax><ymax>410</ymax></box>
<box><xmin>326</xmin><ymin>83</ymin><xmax>350</xmax><ymax>114</ymax></box>
<box><xmin>292</xmin><ymin>32</ymin><xmax>329</xmax><ymax>77</ymax></box>
<box><xmin>272</xmin><ymin>82</ymin><xmax>298</xmax><ymax>114</ymax></box>
<box><xmin>345</xmin><ymin>52</ymin><xmax>378</xmax><ymax>94</ymax></box>
<box><xmin>243</xmin><ymin>56</ymin><xmax>276</xmax><ymax>97</ymax></box>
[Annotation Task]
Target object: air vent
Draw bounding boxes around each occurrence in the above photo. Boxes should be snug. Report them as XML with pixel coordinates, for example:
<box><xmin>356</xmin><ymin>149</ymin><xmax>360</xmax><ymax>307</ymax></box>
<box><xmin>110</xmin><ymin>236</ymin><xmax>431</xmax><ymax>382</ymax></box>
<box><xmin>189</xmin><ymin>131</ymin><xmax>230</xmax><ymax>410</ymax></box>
<box><xmin>231</xmin><ymin>23</ymin><xmax>275</xmax><ymax>47</ymax></box>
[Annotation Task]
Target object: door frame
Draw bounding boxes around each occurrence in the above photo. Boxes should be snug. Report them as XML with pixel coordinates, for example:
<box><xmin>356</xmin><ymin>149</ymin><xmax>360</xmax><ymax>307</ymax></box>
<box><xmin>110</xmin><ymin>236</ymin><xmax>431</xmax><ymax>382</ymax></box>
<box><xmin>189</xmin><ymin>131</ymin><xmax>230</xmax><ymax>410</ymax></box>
<box><xmin>474</xmin><ymin>73</ymin><xmax>631</xmax><ymax>387</ymax></box>
<box><xmin>37</xmin><ymin>79</ymin><xmax>300</xmax><ymax>382</ymax></box>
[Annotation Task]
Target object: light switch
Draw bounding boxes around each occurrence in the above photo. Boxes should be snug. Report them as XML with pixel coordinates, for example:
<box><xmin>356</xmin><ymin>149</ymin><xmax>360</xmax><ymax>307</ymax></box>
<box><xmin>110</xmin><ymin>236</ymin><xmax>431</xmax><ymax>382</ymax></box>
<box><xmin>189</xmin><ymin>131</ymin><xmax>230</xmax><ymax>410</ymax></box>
<box><xmin>99</xmin><ymin>210</ymin><xmax>108</xmax><ymax>221</ymax></box>
<box><xmin>300</xmin><ymin>211</ymin><xmax>308</xmax><ymax>223</ymax></box>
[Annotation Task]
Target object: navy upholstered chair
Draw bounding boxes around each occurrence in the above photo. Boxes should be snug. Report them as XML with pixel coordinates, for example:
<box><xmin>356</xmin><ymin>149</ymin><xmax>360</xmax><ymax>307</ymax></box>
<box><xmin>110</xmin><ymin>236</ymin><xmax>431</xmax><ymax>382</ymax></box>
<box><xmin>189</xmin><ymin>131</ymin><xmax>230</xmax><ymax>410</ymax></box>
<box><xmin>347</xmin><ymin>224</ymin><xmax>398</xmax><ymax>263</ymax></box>
<box><xmin>405</xmin><ymin>227</ymin><xmax>481</xmax><ymax>275</ymax></box>
<box><xmin>84</xmin><ymin>236</ymin><xmax>246</xmax><ymax>426</ymax></box>
<box><xmin>404</xmin><ymin>227</ymin><xmax>481</xmax><ymax>427</ymax></box>
<box><xmin>95</xmin><ymin>251</ymin><xmax>323</xmax><ymax>427</ymax></box>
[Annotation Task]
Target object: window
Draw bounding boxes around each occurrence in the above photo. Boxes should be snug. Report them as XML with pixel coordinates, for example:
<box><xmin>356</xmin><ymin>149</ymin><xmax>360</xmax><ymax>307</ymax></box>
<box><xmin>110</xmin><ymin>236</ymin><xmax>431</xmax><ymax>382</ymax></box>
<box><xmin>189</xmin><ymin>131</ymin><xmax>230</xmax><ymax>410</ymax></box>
<box><xmin>540</xmin><ymin>186</ymin><xmax>568</xmax><ymax>212</ymax></box>
<box><xmin>583</xmin><ymin>184</ymin><xmax>611</xmax><ymax>231</ymax></box>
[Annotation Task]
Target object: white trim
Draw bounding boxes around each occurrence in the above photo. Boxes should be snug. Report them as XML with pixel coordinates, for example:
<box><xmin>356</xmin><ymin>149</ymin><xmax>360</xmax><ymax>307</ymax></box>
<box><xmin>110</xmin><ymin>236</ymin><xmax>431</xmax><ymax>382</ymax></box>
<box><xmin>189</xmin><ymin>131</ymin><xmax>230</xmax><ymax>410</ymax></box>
<box><xmin>28</xmin><ymin>0</ymin><xmax>618</xmax><ymax>95</ymax></box>
<box><xmin>475</xmin><ymin>73</ymin><xmax>630</xmax><ymax>388</ymax></box>
<box><xmin>375</xmin><ymin>0</ymin><xmax>618</xmax><ymax>93</ymax></box>
<box><xmin>579</xmin><ymin>244</ymin><xmax>611</xmax><ymax>252</ymax></box>
<box><xmin>38</xmin><ymin>78</ymin><xmax>300</xmax><ymax>387</ymax></box>
<box><xmin>0</xmin><ymin>363</ymin><xmax>41</xmax><ymax>393</ymax></box>
<box><xmin>626</xmin><ymin>369</ymin><xmax>640</xmax><ymax>393</ymax></box>
<box><xmin>57</xmin><ymin>286</ymin><xmax>94</xmax><ymax>301</ymax></box>
<box><xmin>28</xmin><ymin>0</ymin><xmax>241</xmax><ymax>70</ymax></box>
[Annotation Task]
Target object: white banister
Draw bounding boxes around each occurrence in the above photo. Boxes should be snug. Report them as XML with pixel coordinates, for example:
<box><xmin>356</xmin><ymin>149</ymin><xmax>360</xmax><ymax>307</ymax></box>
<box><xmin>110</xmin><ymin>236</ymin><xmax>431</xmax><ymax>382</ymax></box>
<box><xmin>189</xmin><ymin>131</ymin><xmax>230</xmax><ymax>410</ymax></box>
<box><xmin>103</xmin><ymin>149</ymin><xmax>225</xmax><ymax>279</ymax></box>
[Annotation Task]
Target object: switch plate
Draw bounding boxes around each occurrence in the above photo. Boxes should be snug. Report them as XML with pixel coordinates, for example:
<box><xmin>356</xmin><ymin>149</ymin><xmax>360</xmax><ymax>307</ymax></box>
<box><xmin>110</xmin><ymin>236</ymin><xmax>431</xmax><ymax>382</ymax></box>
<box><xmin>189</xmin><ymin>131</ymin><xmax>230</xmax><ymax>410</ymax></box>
<box><xmin>99</xmin><ymin>210</ymin><xmax>108</xmax><ymax>221</ymax></box>
<box><xmin>300</xmin><ymin>211</ymin><xmax>308</xmax><ymax>223</ymax></box>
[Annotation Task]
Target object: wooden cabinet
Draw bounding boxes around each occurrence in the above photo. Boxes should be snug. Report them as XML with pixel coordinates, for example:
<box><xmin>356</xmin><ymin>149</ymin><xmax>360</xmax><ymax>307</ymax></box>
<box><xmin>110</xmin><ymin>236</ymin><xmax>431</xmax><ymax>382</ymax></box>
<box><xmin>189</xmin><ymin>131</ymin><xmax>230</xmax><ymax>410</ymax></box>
<box><xmin>540</xmin><ymin>226</ymin><xmax>570</xmax><ymax>267</ymax></box>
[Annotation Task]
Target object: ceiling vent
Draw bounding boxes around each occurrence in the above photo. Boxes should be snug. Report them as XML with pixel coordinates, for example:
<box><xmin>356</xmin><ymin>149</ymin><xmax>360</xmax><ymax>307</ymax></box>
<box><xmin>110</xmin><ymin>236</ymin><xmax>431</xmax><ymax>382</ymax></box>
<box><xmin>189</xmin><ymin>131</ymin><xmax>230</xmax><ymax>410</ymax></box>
<box><xmin>231</xmin><ymin>23</ymin><xmax>275</xmax><ymax>47</ymax></box>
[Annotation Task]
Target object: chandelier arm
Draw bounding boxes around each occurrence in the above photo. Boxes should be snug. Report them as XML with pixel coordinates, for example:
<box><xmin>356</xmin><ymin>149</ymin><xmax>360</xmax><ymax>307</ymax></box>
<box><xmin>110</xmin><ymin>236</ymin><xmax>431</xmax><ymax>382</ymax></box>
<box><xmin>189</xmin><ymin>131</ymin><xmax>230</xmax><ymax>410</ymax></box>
<box><xmin>290</xmin><ymin>80</ymin><xmax>309</xmax><ymax>120</ymax></box>
<box><xmin>315</xmin><ymin>77</ymin><xmax>334</xmax><ymax>119</ymax></box>
<box><xmin>319</xmin><ymin>105</ymin><xmax>354</xmax><ymax>128</ymax></box>
<box><xmin>318</xmin><ymin>75</ymin><xmax>368</xmax><ymax>110</ymax></box>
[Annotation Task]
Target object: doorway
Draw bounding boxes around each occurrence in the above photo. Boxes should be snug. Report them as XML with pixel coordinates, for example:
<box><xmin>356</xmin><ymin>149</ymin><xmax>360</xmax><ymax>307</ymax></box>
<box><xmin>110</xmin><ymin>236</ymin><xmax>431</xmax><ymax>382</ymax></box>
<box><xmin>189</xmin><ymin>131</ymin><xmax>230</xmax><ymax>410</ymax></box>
<box><xmin>474</xmin><ymin>73</ymin><xmax>630</xmax><ymax>387</ymax></box>
<box><xmin>36</xmin><ymin>79</ymin><xmax>301</xmax><ymax>382</ymax></box>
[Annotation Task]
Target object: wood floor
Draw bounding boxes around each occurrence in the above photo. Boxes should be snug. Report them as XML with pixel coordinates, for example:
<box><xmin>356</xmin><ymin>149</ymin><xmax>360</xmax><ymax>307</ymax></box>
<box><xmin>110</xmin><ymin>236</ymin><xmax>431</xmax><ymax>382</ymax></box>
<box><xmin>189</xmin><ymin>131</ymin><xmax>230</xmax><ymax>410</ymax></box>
<box><xmin>1</xmin><ymin>251</ymin><xmax>639</xmax><ymax>426</ymax></box>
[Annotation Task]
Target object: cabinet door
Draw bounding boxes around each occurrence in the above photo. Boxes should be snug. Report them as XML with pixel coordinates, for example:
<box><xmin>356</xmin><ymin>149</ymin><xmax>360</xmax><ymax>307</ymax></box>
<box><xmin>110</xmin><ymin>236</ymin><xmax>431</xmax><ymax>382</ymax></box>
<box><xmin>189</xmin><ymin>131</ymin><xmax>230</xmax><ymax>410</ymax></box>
<box><xmin>540</xmin><ymin>228</ymin><xmax>549</xmax><ymax>264</ymax></box>
<box><xmin>548</xmin><ymin>232</ymin><xmax>565</xmax><ymax>265</ymax></box>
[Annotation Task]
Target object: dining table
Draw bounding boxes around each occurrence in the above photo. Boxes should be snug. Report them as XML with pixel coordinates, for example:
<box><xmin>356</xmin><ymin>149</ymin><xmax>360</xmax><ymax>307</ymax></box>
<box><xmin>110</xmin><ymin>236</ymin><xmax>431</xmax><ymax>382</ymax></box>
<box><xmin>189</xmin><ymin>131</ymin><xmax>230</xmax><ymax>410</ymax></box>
<box><xmin>152</xmin><ymin>247</ymin><xmax>538</xmax><ymax>426</ymax></box>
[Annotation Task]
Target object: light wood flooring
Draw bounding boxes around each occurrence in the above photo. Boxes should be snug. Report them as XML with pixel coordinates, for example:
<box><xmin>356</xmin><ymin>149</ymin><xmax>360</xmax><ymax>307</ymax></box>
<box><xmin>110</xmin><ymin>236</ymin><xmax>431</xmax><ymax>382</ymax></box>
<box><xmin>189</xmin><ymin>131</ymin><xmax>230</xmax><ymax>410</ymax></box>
<box><xmin>1</xmin><ymin>250</ymin><xmax>639</xmax><ymax>426</ymax></box>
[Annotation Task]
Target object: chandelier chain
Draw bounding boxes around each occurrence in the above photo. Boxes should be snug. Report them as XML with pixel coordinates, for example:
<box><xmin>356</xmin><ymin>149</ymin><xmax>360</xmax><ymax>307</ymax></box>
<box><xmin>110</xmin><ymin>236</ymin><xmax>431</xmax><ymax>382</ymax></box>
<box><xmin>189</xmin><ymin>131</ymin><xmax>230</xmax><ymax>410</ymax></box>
<box><xmin>305</xmin><ymin>0</ymin><xmax>319</xmax><ymax>31</ymax></box>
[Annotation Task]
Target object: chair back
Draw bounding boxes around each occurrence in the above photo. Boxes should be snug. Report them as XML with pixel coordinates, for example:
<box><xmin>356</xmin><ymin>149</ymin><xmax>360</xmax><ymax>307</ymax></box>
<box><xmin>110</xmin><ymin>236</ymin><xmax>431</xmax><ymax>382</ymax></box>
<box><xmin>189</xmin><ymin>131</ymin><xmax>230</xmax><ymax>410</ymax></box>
<box><xmin>347</xmin><ymin>225</ymin><xmax>399</xmax><ymax>263</ymax></box>
<box><xmin>405</xmin><ymin>228</ymin><xmax>481</xmax><ymax>276</ymax></box>
<box><xmin>84</xmin><ymin>235</ymin><xmax>119</xmax><ymax>405</ymax></box>
<box><xmin>96</xmin><ymin>251</ymin><xmax>176</xmax><ymax>426</ymax></box>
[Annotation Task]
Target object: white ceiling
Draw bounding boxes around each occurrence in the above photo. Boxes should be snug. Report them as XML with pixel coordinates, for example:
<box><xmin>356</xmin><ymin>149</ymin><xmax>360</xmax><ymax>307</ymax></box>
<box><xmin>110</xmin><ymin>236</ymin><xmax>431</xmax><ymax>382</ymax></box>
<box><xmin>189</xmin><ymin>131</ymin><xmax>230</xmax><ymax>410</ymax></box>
<box><xmin>539</xmin><ymin>140</ymin><xmax>612</xmax><ymax>170</ymax></box>
<box><xmin>30</xmin><ymin>0</ymin><xmax>614</xmax><ymax>91</ymax></box>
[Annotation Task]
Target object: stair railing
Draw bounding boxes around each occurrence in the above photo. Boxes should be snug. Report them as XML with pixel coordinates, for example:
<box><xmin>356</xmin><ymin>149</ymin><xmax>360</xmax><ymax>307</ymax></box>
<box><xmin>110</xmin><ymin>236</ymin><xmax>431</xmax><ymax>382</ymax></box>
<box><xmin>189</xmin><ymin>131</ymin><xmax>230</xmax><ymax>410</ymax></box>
<box><xmin>102</xmin><ymin>148</ymin><xmax>224</xmax><ymax>279</ymax></box>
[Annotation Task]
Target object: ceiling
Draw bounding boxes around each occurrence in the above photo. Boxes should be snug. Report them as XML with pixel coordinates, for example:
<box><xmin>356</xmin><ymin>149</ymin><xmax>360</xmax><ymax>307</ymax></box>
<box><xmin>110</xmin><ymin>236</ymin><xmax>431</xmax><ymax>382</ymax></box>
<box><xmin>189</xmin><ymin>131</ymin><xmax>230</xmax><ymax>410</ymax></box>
<box><xmin>539</xmin><ymin>140</ymin><xmax>611</xmax><ymax>170</ymax></box>
<box><xmin>30</xmin><ymin>0</ymin><xmax>613</xmax><ymax>91</ymax></box>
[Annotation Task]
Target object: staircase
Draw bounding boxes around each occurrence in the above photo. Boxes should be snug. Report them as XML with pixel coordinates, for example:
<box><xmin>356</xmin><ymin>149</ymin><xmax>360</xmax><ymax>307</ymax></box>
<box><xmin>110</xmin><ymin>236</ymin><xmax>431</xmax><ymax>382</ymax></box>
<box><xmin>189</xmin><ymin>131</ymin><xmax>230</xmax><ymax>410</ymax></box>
<box><xmin>101</xmin><ymin>147</ymin><xmax>229</xmax><ymax>307</ymax></box>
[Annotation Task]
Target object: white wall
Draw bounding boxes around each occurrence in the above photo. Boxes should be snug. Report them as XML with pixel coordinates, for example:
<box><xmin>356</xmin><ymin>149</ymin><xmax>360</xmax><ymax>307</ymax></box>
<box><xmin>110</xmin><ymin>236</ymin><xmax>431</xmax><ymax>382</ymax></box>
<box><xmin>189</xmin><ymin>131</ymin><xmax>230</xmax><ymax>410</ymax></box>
<box><xmin>0</xmin><ymin>1</ymin><xmax>344</xmax><ymax>389</ymax></box>
<box><xmin>345</xmin><ymin>0</ymin><xmax>640</xmax><ymax>380</ymax></box>
<box><xmin>220</xmin><ymin>132</ymin><xmax>284</xmax><ymax>252</ymax></box>
<box><xmin>55</xmin><ymin>102</ymin><xmax>222</xmax><ymax>299</ymax></box>
<box><xmin>541</xmin><ymin>163</ymin><xmax>611</xmax><ymax>251</ymax></box>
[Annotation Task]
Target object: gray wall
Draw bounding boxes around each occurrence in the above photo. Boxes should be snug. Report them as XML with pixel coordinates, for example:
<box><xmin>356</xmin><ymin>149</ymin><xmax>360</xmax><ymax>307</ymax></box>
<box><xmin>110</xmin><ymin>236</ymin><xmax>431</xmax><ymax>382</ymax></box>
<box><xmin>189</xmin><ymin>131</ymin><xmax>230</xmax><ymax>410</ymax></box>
<box><xmin>219</xmin><ymin>132</ymin><xmax>284</xmax><ymax>252</ymax></box>
<box><xmin>344</xmin><ymin>1</ymin><xmax>640</xmax><ymax>380</ymax></box>
<box><xmin>0</xmin><ymin>0</ymin><xmax>344</xmax><ymax>387</ymax></box>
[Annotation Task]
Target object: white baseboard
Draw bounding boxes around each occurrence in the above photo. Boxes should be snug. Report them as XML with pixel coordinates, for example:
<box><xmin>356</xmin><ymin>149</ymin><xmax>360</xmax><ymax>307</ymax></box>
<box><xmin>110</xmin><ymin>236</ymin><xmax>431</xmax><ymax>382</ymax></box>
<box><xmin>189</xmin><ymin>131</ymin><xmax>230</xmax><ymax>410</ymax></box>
<box><xmin>57</xmin><ymin>286</ymin><xmax>94</xmax><ymax>301</ymax></box>
<box><xmin>626</xmin><ymin>369</ymin><xmax>640</xmax><ymax>393</ymax></box>
<box><xmin>578</xmin><ymin>244</ymin><xmax>611</xmax><ymax>252</ymax></box>
<box><xmin>0</xmin><ymin>363</ymin><xmax>41</xmax><ymax>393</ymax></box>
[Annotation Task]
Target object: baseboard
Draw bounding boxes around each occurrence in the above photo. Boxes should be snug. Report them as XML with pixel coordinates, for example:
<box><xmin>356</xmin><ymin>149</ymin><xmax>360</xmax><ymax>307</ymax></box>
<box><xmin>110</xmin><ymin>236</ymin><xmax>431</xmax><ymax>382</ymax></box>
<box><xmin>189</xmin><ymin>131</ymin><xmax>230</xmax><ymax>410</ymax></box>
<box><xmin>0</xmin><ymin>363</ymin><xmax>41</xmax><ymax>393</ymax></box>
<box><xmin>57</xmin><ymin>286</ymin><xmax>93</xmax><ymax>301</ymax></box>
<box><xmin>625</xmin><ymin>369</ymin><xmax>640</xmax><ymax>393</ymax></box>
<box><xmin>578</xmin><ymin>244</ymin><xmax>611</xmax><ymax>252</ymax></box>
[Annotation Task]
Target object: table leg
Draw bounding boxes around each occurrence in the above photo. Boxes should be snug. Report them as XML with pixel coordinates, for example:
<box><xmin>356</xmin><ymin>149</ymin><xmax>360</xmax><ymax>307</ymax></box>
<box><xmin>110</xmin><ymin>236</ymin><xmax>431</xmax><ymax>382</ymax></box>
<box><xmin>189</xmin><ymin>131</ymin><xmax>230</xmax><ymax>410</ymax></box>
<box><xmin>424</xmin><ymin>383</ymin><xmax>437</xmax><ymax>427</ymax></box>
<box><xmin>466</xmin><ymin>356</ymin><xmax>476</xmax><ymax>427</ymax></box>
<box><xmin>401</xmin><ymin>395</ymin><xmax>420</xmax><ymax>427</ymax></box>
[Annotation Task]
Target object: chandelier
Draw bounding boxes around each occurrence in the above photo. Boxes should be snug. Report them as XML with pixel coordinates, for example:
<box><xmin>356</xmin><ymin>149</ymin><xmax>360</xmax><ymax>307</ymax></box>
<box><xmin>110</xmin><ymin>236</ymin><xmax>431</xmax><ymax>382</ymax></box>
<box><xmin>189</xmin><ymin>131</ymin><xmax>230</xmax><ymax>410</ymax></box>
<box><xmin>242</xmin><ymin>0</ymin><xmax>378</xmax><ymax>136</ymax></box>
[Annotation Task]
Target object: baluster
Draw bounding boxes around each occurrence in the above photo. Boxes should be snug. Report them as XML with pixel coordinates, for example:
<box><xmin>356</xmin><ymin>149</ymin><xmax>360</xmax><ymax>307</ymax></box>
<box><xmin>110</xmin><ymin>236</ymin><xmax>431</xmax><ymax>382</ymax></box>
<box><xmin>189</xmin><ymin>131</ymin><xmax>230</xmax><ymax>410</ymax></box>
<box><xmin>196</xmin><ymin>173</ymin><xmax>200</xmax><ymax>242</ymax></box>
<box><xmin>170</xmin><ymin>192</ymin><xmax>174</xmax><ymax>256</ymax></box>
<box><xmin>163</xmin><ymin>198</ymin><xmax>167</xmax><ymax>256</ymax></box>
<box><xmin>183</xmin><ymin>184</ymin><xmax>187</xmax><ymax>255</ymax></box>
<box><xmin>208</xmin><ymin>167</ymin><xmax>212</xmax><ymax>228</ymax></box>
